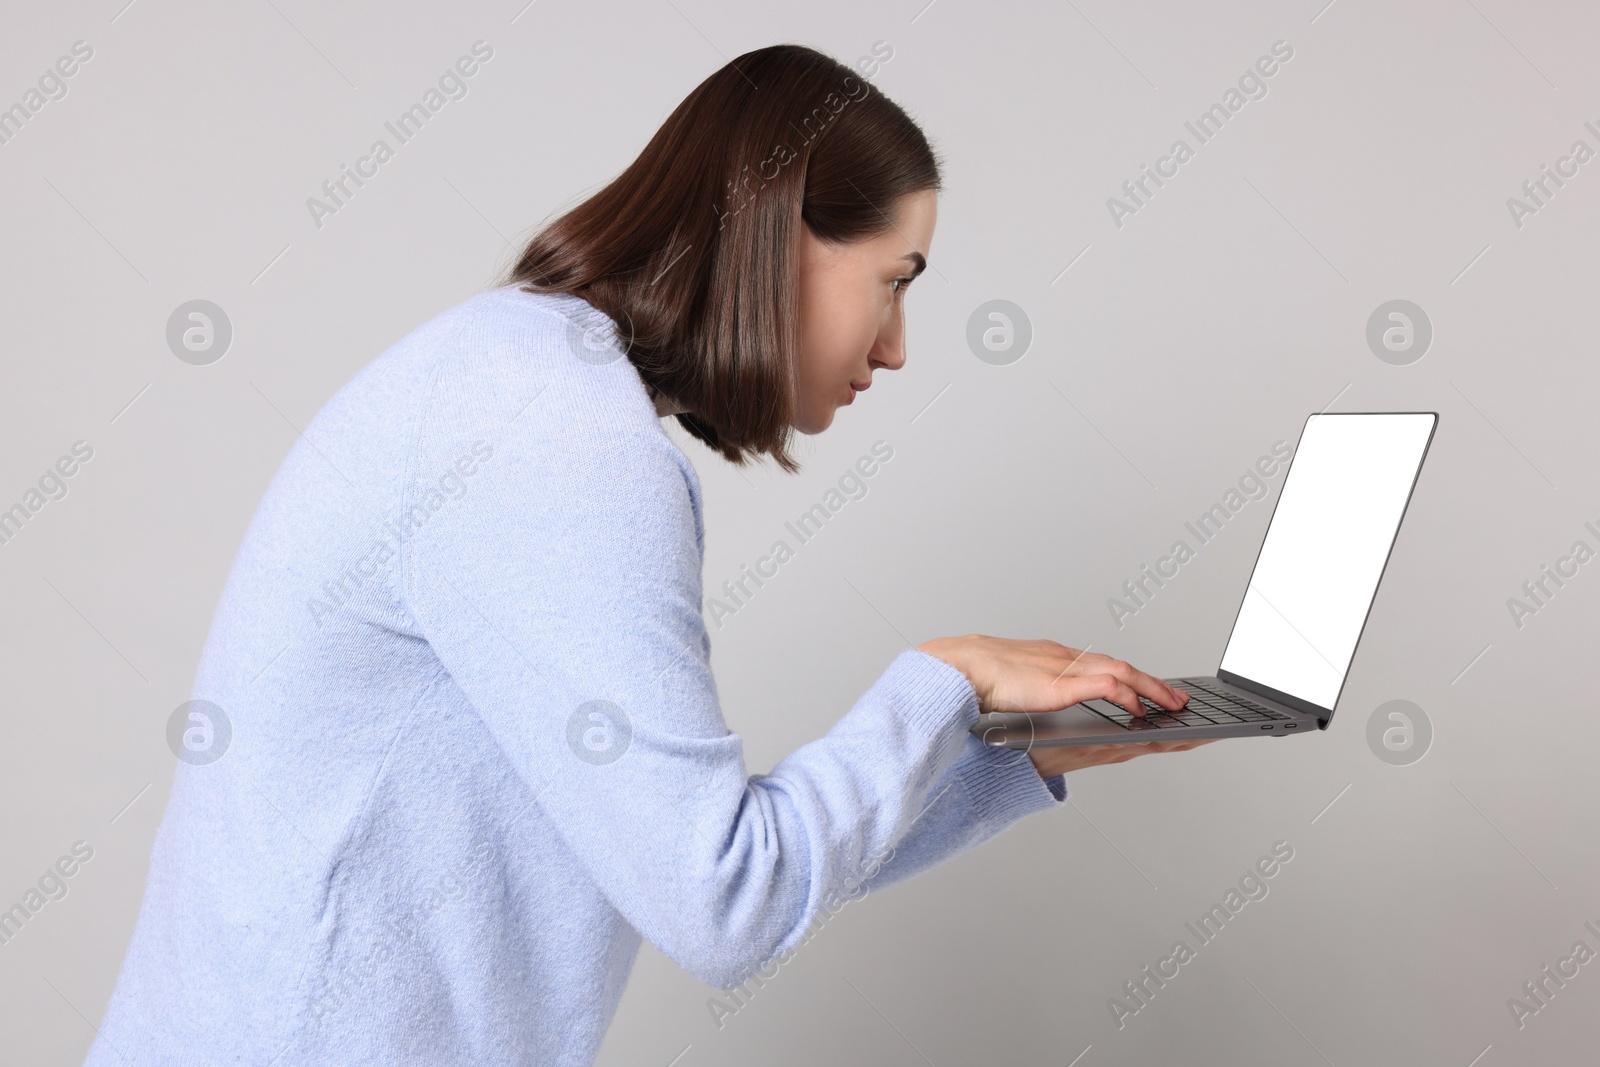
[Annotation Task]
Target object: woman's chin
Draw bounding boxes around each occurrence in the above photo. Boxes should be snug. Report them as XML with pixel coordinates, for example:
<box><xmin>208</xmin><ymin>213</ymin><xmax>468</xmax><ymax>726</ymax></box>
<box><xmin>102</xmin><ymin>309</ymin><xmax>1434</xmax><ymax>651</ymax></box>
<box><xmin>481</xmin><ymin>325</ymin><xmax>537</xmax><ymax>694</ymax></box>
<box><xmin>794</xmin><ymin>406</ymin><xmax>836</xmax><ymax>435</ymax></box>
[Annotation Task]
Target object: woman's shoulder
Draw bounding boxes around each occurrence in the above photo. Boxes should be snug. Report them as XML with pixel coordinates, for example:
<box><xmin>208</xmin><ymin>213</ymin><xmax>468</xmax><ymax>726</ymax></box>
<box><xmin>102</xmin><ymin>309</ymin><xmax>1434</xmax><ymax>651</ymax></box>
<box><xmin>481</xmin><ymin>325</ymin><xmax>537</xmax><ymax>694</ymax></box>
<box><xmin>344</xmin><ymin>284</ymin><xmax>662</xmax><ymax>448</ymax></box>
<box><xmin>390</xmin><ymin>287</ymin><xmax>708</xmax><ymax>583</ymax></box>
<box><xmin>295</xmin><ymin>285</ymin><xmax>662</xmax><ymax>467</ymax></box>
<box><xmin>431</xmin><ymin>285</ymin><xmax>647</xmax><ymax>403</ymax></box>
<box><xmin>444</xmin><ymin>283</ymin><xmax>616</xmax><ymax>343</ymax></box>
<box><xmin>400</xmin><ymin>285</ymin><xmax>626</xmax><ymax>377</ymax></box>
<box><xmin>394</xmin><ymin>284</ymin><xmax>696</xmax><ymax>491</ymax></box>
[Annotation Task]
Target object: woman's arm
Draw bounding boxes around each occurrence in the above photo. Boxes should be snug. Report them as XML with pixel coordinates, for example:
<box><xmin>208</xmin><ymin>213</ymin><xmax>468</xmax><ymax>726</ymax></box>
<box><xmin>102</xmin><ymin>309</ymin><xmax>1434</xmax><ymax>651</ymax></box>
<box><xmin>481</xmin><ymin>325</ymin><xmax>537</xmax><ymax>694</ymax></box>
<box><xmin>399</xmin><ymin>365</ymin><xmax>1012</xmax><ymax>990</ymax></box>
<box><xmin>841</xmin><ymin>735</ymin><xmax>1064</xmax><ymax>900</ymax></box>
<box><xmin>398</xmin><ymin>320</ymin><xmax>1204</xmax><ymax>990</ymax></box>
<box><xmin>843</xmin><ymin>641</ymin><xmax>1219</xmax><ymax>898</ymax></box>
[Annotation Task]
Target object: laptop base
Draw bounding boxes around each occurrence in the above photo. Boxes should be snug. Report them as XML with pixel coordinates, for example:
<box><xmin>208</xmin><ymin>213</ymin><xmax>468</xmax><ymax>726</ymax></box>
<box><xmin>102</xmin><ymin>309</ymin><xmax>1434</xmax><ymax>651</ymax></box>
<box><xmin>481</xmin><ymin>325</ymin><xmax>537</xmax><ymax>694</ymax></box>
<box><xmin>972</xmin><ymin>676</ymin><xmax>1324</xmax><ymax>749</ymax></box>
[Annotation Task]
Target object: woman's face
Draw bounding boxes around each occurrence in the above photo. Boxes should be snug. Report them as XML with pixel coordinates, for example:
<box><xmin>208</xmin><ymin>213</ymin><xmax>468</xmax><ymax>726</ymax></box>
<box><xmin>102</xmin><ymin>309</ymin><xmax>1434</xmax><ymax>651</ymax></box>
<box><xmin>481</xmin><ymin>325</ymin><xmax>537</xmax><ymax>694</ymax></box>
<box><xmin>794</xmin><ymin>189</ymin><xmax>937</xmax><ymax>434</ymax></box>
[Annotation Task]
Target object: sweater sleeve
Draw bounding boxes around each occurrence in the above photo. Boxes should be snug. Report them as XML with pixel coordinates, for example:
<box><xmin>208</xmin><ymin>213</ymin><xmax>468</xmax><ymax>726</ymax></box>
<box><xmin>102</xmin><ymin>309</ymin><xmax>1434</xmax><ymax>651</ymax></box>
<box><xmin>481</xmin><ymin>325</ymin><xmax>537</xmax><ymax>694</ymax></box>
<box><xmin>398</xmin><ymin>368</ymin><xmax>1055</xmax><ymax>989</ymax></box>
<box><xmin>848</xmin><ymin>737</ymin><xmax>1067</xmax><ymax>900</ymax></box>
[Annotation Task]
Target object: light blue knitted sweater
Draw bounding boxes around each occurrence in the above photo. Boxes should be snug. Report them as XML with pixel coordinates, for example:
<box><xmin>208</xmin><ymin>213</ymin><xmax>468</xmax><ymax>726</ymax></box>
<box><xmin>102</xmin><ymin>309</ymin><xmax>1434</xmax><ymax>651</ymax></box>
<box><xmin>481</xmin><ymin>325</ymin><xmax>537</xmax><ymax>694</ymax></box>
<box><xmin>87</xmin><ymin>285</ymin><xmax>1067</xmax><ymax>1066</ymax></box>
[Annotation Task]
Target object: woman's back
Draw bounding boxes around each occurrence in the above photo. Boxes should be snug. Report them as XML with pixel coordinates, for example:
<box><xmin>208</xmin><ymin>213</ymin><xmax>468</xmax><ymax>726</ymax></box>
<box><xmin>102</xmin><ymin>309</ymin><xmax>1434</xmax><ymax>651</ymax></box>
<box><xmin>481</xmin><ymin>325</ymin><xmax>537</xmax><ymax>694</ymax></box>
<box><xmin>89</xmin><ymin>286</ymin><xmax>697</xmax><ymax>1065</ymax></box>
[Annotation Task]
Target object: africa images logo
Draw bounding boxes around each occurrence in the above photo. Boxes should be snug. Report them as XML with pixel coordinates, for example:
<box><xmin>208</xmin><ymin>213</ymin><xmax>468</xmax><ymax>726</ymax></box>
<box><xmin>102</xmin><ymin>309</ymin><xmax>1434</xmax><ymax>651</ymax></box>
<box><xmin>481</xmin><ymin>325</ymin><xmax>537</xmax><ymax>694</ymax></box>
<box><xmin>713</xmin><ymin>70</ymin><xmax>871</xmax><ymax>231</ymax></box>
<box><xmin>305</xmin><ymin>41</ymin><xmax>494</xmax><ymax>229</ymax></box>
<box><xmin>1108</xmin><ymin>840</ymin><xmax>1295</xmax><ymax>1029</ymax></box>
<box><xmin>1105</xmin><ymin>40</ymin><xmax>1295</xmax><ymax>229</ymax></box>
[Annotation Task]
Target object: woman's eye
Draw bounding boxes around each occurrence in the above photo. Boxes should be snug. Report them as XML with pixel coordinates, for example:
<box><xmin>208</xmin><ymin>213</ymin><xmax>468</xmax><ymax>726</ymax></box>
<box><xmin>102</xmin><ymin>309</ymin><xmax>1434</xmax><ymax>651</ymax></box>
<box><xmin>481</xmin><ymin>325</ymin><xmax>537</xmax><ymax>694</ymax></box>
<box><xmin>891</xmin><ymin>277</ymin><xmax>912</xmax><ymax>295</ymax></box>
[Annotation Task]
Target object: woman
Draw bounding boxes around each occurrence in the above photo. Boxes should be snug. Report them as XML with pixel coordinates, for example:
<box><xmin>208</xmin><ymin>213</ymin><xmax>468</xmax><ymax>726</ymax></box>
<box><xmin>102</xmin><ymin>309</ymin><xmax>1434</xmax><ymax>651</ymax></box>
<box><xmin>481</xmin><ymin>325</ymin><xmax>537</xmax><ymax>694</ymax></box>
<box><xmin>88</xmin><ymin>43</ymin><xmax>1207</xmax><ymax>1066</ymax></box>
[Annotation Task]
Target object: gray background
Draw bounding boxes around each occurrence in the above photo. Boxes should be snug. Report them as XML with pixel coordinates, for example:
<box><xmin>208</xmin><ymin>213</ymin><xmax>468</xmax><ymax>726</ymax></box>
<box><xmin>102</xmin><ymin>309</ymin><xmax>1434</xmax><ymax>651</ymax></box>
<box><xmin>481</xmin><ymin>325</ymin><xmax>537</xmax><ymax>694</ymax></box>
<box><xmin>2</xmin><ymin>0</ymin><xmax>1595</xmax><ymax>1063</ymax></box>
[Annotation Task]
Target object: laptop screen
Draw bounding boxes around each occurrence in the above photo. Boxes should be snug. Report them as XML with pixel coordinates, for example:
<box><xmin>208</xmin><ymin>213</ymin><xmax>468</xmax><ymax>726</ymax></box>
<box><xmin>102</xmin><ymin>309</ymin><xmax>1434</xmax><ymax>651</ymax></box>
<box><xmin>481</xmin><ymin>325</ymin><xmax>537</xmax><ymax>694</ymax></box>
<box><xmin>1219</xmin><ymin>412</ymin><xmax>1436</xmax><ymax>711</ymax></box>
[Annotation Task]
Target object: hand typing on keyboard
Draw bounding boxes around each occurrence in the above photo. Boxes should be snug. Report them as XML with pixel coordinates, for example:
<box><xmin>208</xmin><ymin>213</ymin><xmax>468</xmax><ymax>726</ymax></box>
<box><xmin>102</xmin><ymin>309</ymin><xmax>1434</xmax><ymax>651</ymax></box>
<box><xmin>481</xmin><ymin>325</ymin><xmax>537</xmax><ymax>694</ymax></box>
<box><xmin>915</xmin><ymin>635</ymin><xmax>1217</xmax><ymax>778</ymax></box>
<box><xmin>1097</xmin><ymin>680</ymin><xmax>1291</xmax><ymax>730</ymax></box>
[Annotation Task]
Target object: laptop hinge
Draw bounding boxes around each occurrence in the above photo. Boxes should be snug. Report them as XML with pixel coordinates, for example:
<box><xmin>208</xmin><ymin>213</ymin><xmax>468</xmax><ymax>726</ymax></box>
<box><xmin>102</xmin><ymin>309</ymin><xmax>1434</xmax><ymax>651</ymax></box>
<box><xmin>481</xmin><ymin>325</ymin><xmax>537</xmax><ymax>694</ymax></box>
<box><xmin>1216</xmin><ymin>669</ymin><xmax>1332</xmax><ymax>728</ymax></box>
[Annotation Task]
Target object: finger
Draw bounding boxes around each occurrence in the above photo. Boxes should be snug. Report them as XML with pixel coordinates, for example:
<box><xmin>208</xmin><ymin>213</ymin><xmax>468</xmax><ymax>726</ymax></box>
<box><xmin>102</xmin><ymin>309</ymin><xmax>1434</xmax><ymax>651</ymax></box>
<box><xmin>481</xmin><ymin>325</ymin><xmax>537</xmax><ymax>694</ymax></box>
<box><xmin>1152</xmin><ymin>738</ymin><xmax>1214</xmax><ymax>752</ymax></box>
<box><xmin>1098</xmin><ymin>676</ymin><xmax>1149</xmax><ymax>718</ymax></box>
<box><xmin>1110</xmin><ymin>676</ymin><xmax>1183</xmax><ymax>719</ymax></box>
<box><xmin>1130</xmin><ymin>665</ymin><xmax>1187</xmax><ymax>711</ymax></box>
<box><xmin>1042</xmin><ymin>665</ymin><xmax>1182</xmax><ymax>720</ymax></box>
<box><xmin>1085</xmin><ymin>741</ymin><xmax>1156</xmax><ymax>758</ymax></box>
<box><xmin>1077</xmin><ymin>737</ymin><xmax>1214</xmax><ymax>769</ymax></box>
<box><xmin>1112</xmin><ymin>740</ymin><xmax>1176</xmax><ymax>755</ymax></box>
<box><xmin>1052</xmin><ymin>672</ymin><xmax>1136</xmax><ymax>716</ymax></box>
<box><xmin>1112</xmin><ymin>658</ymin><xmax>1186</xmax><ymax>711</ymax></box>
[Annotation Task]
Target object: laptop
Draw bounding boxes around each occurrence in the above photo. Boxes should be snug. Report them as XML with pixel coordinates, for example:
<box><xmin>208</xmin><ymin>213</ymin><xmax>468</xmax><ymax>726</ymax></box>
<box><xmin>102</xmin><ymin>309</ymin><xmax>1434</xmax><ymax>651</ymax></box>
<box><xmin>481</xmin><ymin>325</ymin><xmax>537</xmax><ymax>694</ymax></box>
<box><xmin>972</xmin><ymin>411</ymin><xmax>1438</xmax><ymax>749</ymax></box>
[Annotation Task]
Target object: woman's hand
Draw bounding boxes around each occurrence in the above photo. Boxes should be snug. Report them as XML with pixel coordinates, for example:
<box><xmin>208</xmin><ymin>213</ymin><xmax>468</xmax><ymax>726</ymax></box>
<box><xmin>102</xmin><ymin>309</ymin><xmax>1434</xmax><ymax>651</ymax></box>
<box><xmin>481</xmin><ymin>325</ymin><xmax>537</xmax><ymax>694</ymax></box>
<box><xmin>915</xmin><ymin>634</ymin><xmax>1217</xmax><ymax>780</ymax></box>
<box><xmin>1019</xmin><ymin>736</ymin><xmax>1216</xmax><ymax>779</ymax></box>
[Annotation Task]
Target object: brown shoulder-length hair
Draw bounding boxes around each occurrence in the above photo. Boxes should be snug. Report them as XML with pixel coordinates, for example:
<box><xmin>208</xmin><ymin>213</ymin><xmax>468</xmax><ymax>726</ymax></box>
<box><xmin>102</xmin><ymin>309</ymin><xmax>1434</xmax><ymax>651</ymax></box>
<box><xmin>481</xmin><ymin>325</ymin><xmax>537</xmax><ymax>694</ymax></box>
<box><xmin>504</xmin><ymin>43</ymin><xmax>942</xmax><ymax>473</ymax></box>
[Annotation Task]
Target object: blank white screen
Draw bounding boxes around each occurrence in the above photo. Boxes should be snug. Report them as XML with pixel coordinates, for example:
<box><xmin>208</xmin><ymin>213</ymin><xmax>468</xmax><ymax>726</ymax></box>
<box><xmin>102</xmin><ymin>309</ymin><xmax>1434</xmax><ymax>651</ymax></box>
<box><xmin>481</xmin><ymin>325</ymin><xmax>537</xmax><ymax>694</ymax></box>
<box><xmin>1219</xmin><ymin>413</ymin><xmax>1434</xmax><ymax>709</ymax></box>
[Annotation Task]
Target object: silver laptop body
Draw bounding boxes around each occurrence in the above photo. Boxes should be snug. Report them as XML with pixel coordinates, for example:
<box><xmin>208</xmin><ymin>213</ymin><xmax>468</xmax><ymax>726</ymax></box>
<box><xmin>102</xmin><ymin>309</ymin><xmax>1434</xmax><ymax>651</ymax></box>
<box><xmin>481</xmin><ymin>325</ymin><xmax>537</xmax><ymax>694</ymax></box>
<box><xmin>973</xmin><ymin>411</ymin><xmax>1438</xmax><ymax>749</ymax></box>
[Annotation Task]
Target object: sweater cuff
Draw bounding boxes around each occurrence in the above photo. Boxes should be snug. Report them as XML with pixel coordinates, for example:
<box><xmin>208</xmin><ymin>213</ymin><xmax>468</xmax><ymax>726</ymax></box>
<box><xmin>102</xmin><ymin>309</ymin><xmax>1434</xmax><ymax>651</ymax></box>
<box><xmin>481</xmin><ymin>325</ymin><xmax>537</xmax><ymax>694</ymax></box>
<box><xmin>877</xmin><ymin>647</ymin><xmax>982</xmax><ymax>736</ymax></box>
<box><xmin>956</xmin><ymin>740</ymin><xmax>1070</xmax><ymax>824</ymax></box>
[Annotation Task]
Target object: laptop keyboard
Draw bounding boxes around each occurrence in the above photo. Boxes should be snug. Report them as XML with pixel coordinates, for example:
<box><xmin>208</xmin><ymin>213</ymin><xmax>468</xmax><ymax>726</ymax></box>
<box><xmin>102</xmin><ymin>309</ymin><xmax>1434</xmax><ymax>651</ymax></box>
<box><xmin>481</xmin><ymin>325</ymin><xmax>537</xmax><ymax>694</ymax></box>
<box><xmin>1096</xmin><ymin>679</ymin><xmax>1292</xmax><ymax>731</ymax></box>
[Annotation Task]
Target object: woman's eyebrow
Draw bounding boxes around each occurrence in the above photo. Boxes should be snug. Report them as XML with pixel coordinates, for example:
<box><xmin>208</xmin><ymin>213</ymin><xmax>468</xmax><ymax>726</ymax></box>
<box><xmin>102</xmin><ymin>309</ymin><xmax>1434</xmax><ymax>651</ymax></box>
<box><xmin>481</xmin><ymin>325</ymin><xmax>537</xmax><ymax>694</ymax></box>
<box><xmin>900</xmin><ymin>251</ymin><xmax>927</xmax><ymax>277</ymax></box>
